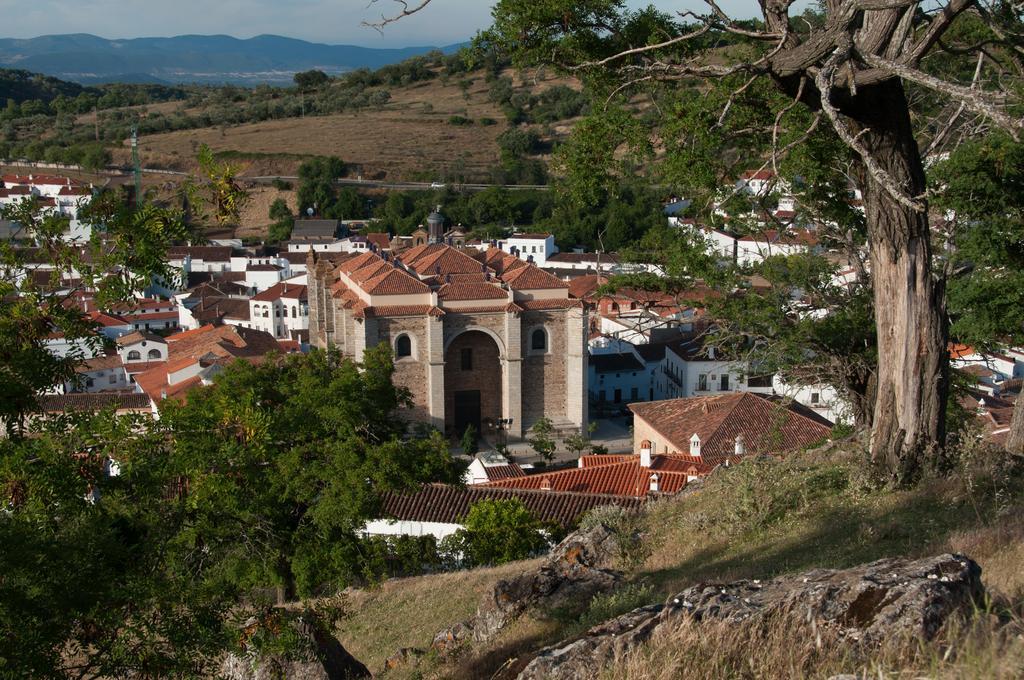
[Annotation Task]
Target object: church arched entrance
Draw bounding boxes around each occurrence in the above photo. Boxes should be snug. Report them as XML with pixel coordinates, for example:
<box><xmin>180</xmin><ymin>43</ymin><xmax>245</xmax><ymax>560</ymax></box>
<box><xmin>444</xmin><ymin>330</ymin><xmax>502</xmax><ymax>439</ymax></box>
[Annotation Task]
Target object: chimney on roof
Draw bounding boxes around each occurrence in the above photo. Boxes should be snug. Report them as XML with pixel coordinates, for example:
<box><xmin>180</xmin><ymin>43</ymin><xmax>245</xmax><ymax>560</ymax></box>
<box><xmin>649</xmin><ymin>473</ymin><xmax>659</xmax><ymax>493</ymax></box>
<box><xmin>639</xmin><ymin>439</ymin><xmax>652</xmax><ymax>468</ymax></box>
<box><xmin>540</xmin><ymin>476</ymin><xmax>552</xmax><ymax>491</ymax></box>
<box><xmin>734</xmin><ymin>433</ymin><xmax>746</xmax><ymax>456</ymax></box>
<box><xmin>689</xmin><ymin>433</ymin><xmax>701</xmax><ymax>457</ymax></box>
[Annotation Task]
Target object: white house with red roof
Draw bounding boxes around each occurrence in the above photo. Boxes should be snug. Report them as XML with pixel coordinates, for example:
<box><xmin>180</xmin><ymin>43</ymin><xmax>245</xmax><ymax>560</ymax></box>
<box><xmin>628</xmin><ymin>392</ymin><xmax>832</xmax><ymax>461</ymax></box>
<box><xmin>248</xmin><ymin>280</ymin><xmax>309</xmax><ymax>340</ymax></box>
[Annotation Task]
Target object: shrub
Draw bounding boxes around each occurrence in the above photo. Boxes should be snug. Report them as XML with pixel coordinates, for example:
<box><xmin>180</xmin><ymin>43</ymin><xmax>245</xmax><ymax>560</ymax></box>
<box><xmin>447</xmin><ymin>115</ymin><xmax>473</xmax><ymax>126</ymax></box>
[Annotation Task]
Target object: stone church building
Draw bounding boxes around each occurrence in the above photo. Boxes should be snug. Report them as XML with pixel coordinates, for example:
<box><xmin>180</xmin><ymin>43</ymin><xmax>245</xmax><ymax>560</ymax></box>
<box><xmin>306</xmin><ymin>240</ymin><xmax>586</xmax><ymax>440</ymax></box>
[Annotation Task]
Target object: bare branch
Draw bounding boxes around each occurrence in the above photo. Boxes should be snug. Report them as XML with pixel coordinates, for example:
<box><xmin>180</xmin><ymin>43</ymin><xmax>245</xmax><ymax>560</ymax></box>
<box><xmin>859</xmin><ymin>51</ymin><xmax>1023</xmax><ymax>140</ymax></box>
<box><xmin>921</xmin><ymin>50</ymin><xmax>985</xmax><ymax>158</ymax></box>
<box><xmin>904</xmin><ymin>0</ymin><xmax>974</xmax><ymax>64</ymax></box>
<box><xmin>361</xmin><ymin>0</ymin><xmax>433</xmax><ymax>31</ymax></box>
<box><xmin>817</xmin><ymin>44</ymin><xmax>927</xmax><ymax>212</ymax></box>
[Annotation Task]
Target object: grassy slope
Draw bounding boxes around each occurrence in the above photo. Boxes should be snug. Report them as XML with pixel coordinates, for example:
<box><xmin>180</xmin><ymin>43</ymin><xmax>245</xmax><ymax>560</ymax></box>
<box><xmin>334</xmin><ymin>439</ymin><xmax>1024</xmax><ymax>678</ymax></box>
<box><xmin>118</xmin><ymin>70</ymin><xmax>578</xmax><ymax>182</ymax></box>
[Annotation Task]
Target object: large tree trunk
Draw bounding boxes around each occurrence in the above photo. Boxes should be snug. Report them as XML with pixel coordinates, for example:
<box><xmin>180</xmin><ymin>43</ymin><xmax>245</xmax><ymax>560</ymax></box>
<box><xmin>843</xmin><ymin>80</ymin><xmax>949</xmax><ymax>482</ymax></box>
<box><xmin>1007</xmin><ymin>394</ymin><xmax>1024</xmax><ymax>455</ymax></box>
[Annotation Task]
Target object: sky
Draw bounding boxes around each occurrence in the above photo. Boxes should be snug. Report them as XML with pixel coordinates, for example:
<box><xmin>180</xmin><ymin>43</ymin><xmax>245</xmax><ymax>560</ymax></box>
<box><xmin>0</xmin><ymin>0</ymin><xmax>761</xmax><ymax>47</ymax></box>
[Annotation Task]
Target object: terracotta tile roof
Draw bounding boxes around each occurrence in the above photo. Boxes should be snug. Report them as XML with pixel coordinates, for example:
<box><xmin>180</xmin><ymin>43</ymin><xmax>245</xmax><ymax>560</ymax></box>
<box><xmin>579</xmin><ymin>454</ymin><xmax>632</xmax><ymax>468</ymax></box>
<box><xmin>628</xmin><ymin>393</ymin><xmax>832</xmax><ymax>459</ymax></box>
<box><xmin>741</xmin><ymin>169</ymin><xmax>774</xmax><ymax>180</ymax></box>
<box><xmin>80</xmin><ymin>354</ymin><xmax>125</xmax><ymax>372</ymax></box>
<box><xmin>365</xmin><ymin>232</ymin><xmax>392</xmax><ymax>250</ymax></box>
<box><xmin>193</xmin><ymin>297</ymin><xmax>250</xmax><ymax>322</ymax></box>
<box><xmin>517</xmin><ymin>298</ymin><xmax>583</xmax><ymax>311</ymax></box>
<box><xmin>501</xmin><ymin>264</ymin><xmax>569</xmax><ymax>290</ymax></box>
<box><xmin>88</xmin><ymin>310</ymin><xmax>130</xmax><ymax>327</ymax></box>
<box><xmin>165</xmin><ymin>324</ymin><xmax>280</xmax><ymax>361</ymax></box>
<box><xmin>439</xmin><ymin>303</ymin><xmax>522</xmax><ymax>315</ymax></box>
<box><xmin>482</xmin><ymin>464</ymin><xmax>526</xmax><ymax>481</ymax></box>
<box><xmin>579</xmin><ymin>453</ymin><xmax>724</xmax><ymax>476</ymax></box>
<box><xmin>166</xmin><ymin>246</ymin><xmax>233</xmax><ymax>261</ymax></box>
<box><xmin>128</xmin><ymin>310</ymin><xmax>178</xmax><ymax>321</ymax></box>
<box><xmin>568</xmin><ymin>274</ymin><xmax>609</xmax><ymax>299</ymax></box>
<box><xmin>123</xmin><ymin>360</ymin><xmax>167</xmax><ymax>374</ymax></box>
<box><xmin>362</xmin><ymin>305</ymin><xmax>445</xmax><ymax>318</ymax></box>
<box><xmin>481</xmin><ymin>459</ymin><xmax>688</xmax><ymax>497</ymax></box>
<box><xmin>36</xmin><ymin>392</ymin><xmax>151</xmax><ymax>413</ymax></box>
<box><xmin>437</xmin><ymin>282</ymin><xmax>508</xmax><ymax>301</ymax></box>
<box><xmin>404</xmin><ymin>246</ymin><xmax>485</xmax><ymax>276</ymax></box>
<box><xmin>379</xmin><ymin>483</ymin><xmax>644</xmax><ymax>529</ymax></box>
<box><xmin>949</xmin><ymin>343</ymin><xmax>975</xmax><ymax>360</ymax></box>
<box><xmin>117</xmin><ymin>331</ymin><xmax>166</xmax><ymax>346</ymax></box>
<box><xmin>251</xmin><ymin>281</ymin><xmax>308</xmax><ymax>302</ymax></box>
<box><xmin>398</xmin><ymin>243</ymin><xmax>434</xmax><ymax>265</ymax></box>
<box><xmin>362</xmin><ymin>268</ymin><xmax>430</xmax><ymax>295</ymax></box>
<box><xmin>336</xmin><ymin>251</ymin><xmax>380</xmax><ymax>275</ymax></box>
<box><xmin>349</xmin><ymin>259</ymin><xmax>394</xmax><ymax>283</ymax></box>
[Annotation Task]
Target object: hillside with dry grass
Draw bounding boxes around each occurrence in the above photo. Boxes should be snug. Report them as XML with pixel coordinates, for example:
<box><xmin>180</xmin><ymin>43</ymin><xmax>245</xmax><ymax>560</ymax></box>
<box><xmin>108</xmin><ymin>69</ymin><xmax>579</xmax><ymax>182</ymax></box>
<box><xmin>332</xmin><ymin>438</ymin><xmax>1024</xmax><ymax>679</ymax></box>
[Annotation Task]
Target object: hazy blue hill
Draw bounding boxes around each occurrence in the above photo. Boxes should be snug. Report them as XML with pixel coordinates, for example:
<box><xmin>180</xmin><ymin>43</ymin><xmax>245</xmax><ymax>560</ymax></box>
<box><xmin>0</xmin><ymin>33</ymin><xmax>465</xmax><ymax>85</ymax></box>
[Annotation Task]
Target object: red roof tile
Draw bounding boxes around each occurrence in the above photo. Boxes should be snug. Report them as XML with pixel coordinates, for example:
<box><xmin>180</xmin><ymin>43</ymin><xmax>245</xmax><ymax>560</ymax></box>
<box><xmin>628</xmin><ymin>393</ymin><xmax>832</xmax><ymax>459</ymax></box>
<box><xmin>380</xmin><ymin>483</ymin><xmax>644</xmax><ymax>528</ymax></box>
<box><xmin>481</xmin><ymin>459</ymin><xmax>688</xmax><ymax>498</ymax></box>
<box><xmin>251</xmin><ymin>281</ymin><xmax>308</xmax><ymax>302</ymax></box>
<box><xmin>501</xmin><ymin>264</ymin><xmax>569</xmax><ymax>290</ymax></box>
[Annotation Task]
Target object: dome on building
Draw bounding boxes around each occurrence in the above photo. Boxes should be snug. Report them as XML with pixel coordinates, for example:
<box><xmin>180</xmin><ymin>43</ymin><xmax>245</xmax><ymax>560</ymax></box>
<box><xmin>427</xmin><ymin>206</ymin><xmax>445</xmax><ymax>243</ymax></box>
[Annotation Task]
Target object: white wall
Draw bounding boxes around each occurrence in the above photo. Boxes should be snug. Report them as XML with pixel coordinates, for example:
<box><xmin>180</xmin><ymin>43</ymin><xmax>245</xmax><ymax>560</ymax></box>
<box><xmin>363</xmin><ymin>519</ymin><xmax>462</xmax><ymax>541</ymax></box>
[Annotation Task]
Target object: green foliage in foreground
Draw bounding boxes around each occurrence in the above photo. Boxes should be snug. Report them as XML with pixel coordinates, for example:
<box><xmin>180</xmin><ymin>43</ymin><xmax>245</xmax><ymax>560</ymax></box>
<box><xmin>0</xmin><ymin>346</ymin><xmax>464</xmax><ymax>676</ymax></box>
<box><xmin>442</xmin><ymin>498</ymin><xmax>552</xmax><ymax>567</ymax></box>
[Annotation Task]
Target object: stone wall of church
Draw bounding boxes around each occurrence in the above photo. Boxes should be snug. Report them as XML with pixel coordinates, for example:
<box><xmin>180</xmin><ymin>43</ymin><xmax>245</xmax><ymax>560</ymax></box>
<box><xmin>373</xmin><ymin>316</ymin><xmax>431</xmax><ymax>423</ymax></box>
<box><xmin>521</xmin><ymin>310</ymin><xmax>569</xmax><ymax>428</ymax></box>
<box><xmin>443</xmin><ymin>329</ymin><xmax>503</xmax><ymax>437</ymax></box>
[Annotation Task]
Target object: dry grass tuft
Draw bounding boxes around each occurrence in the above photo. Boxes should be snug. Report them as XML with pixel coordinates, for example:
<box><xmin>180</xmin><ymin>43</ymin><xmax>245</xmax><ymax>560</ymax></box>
<box><xmin>604</xmin><ymin>605</ymin><xmax>1024</xmax><ymax>680</ymax></box>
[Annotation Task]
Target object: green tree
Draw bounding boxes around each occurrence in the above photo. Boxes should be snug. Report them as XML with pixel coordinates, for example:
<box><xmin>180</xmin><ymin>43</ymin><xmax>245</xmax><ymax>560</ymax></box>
<box><xmin>444</xmin><ymin>498</ymin><xmax>549</xmax><ymax>566</ymax></box>
<box><xmin>933</xmin><ymin>134</ymin><xmax>1024</xmax><ymax>453</ymax></box>
<box><xmin>0</xmin><ymin>197</ymin><xmax>234</xmax><ymax>676</ymax></box>
<box><xmin>158</xmin><ymin>346</ymin><xmax>463</xmax><ymax>602</ymax></box>
<box><xmin>461</xmin><ymin>423</ymin><xmax>479</xmax><ymax>455</ymax></box>
<box><xmin>297</xmin><ymin>156</ymin><xmax>350</xmax><ymax>218</ymax></box>
<box><xmin>293</xmin><ymin>69</ymin><xmax>330</xmax><ymax>91</ymax></box>
<box><xmin>267</xmin><ymin>197</ymin><xmax>293</xmax><ymax>242</ymax></box>
<box><xmin>482</xmin><ymin>0</ymin><xmax>1024</xmax><ymax>482</ymax></box>
<box><xmin>196</xmin><ymin>143</ymin><xmax>248</xmax><ymax>226</ymax></box>
<box><xmin>528</xmin><ymin>416</ymin><xmax>557</xmax><ymax>463</ymax></box>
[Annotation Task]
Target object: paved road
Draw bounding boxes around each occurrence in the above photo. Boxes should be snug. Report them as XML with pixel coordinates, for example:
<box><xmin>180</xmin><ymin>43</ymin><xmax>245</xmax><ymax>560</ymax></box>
<box><xmin>246</xmin><ymin>176</ymin><xmax>551</xmax><ymax>192</ymax></box>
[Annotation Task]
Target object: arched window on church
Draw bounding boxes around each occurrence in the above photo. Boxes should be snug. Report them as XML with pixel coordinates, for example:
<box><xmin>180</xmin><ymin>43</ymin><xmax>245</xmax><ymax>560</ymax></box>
<box><xmin>395</xmin><ymin>334</ymin><xmax>412</xmax><ymax>359</ymax></box>
<box><xmin>531</xmin><ymin>328</ymin><xmax>547</xmax><ymax>352</ymax></box>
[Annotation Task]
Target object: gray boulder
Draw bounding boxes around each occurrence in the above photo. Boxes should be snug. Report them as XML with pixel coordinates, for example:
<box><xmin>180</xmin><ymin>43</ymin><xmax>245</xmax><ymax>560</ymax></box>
<box><xmin>221</xmin><ymin>610</ymin><xmax>371</xmax><ymax>680</ymax></box>
<box><xmin>518</xmin><ymin>553</ymin><xmax>984</xmax><ymax>680</ymax></box>
<box><xmin>432</xmin><ymin>522</ymin><xmax>625</xmax><ymax>654</ymax></box>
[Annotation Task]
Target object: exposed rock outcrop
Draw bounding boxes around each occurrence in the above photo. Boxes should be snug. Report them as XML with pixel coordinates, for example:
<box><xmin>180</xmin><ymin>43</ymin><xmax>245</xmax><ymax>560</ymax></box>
<box><xmin>384</xmin><ymin>647</ymin><xmax>424</xmax><ymax>671</ymax></box>
<box><xmin>518</xmin><ymin>553</ymin><xmax>984</xmax><ymax>680</ymax></box>
<box><xmin>221</xmin><ymin>609</ymin><xmax>371</xmax><ymax>680</ymax></box>
<box><xmin>432</xmin><ymin>522</ymin><xmax>625</xmax><ymax>654</ymax></box>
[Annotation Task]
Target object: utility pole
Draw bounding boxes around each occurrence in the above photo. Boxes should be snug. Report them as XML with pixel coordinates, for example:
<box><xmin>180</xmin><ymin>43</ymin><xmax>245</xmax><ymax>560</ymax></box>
<box><xmin>130</xmin><ymin>126</ymin><xmax>141</xmax><ymax>208</ymax></box>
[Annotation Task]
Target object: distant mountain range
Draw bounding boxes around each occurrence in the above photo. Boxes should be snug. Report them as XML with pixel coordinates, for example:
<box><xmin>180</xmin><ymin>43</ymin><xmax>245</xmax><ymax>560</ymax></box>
<box><xmin>0</xmin><ymin>34</ymin><xmax>466</xmax><ymax>85</ymax></box>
